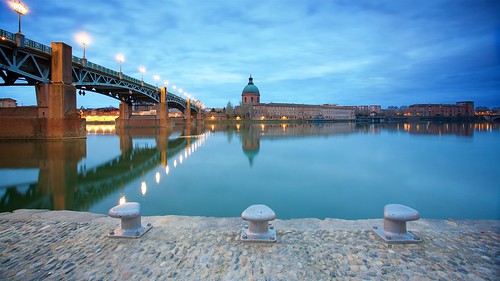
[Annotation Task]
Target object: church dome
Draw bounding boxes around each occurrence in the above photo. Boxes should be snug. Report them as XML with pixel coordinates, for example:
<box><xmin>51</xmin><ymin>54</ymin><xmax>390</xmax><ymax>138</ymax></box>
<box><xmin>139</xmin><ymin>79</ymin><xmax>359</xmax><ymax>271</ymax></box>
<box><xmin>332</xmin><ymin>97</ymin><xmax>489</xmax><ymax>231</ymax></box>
<box><xmin>242</xmin><ymin>75</ymin><xmax>260</xmax><ymax>95</ymax></box>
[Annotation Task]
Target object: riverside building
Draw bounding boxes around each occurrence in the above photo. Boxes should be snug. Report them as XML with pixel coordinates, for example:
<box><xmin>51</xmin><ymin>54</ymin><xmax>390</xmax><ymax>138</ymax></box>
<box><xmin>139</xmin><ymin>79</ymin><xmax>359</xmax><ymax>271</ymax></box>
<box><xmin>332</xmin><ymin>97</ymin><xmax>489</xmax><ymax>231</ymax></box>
<box><xmin>238</xmin><ymin>75</ymin><xmax>355</xmax><ymax>121</ymax></box>
<box><xmin>408</xmin><ymin>101</ymin><xmax>475</xmax><ymax>117</ymax></box>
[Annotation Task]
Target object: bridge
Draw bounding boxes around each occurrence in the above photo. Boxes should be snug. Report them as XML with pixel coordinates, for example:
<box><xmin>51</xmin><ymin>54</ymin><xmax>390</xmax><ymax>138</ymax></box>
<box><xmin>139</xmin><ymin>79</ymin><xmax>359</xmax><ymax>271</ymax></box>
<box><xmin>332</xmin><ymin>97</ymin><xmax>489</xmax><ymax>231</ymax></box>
<box><xmin>482</xmin><ymin>115</ymin><xmax>500</xmax><ymax>123</ymax></box>
<box><xmin>0</xmin><ymin>29</ymin><xmax>203</xmax><ymax>139</ymax></box>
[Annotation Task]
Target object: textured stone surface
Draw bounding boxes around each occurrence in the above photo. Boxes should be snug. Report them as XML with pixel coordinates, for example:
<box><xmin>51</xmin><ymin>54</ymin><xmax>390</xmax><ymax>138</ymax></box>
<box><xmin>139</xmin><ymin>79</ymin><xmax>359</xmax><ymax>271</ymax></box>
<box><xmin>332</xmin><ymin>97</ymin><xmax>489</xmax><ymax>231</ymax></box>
<box><xmin>0</xmin><ymin>209</ymin><xmax>498</xmax><ymax>280</ymax></box>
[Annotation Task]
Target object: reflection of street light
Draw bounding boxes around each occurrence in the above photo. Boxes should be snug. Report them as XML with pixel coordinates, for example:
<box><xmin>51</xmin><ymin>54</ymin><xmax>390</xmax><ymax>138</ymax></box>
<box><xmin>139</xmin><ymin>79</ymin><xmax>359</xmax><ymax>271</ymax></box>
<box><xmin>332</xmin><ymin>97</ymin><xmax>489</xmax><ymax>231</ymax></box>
<box><xmin>155</xmin><ymin>172</ymin><xmax>160</xmax><ymax>184</ymax></box>
<box><xmin>9</xmin><ymin>1</ymin><xmax>28</xmax><ymax>34</ymax></box>
<box><xmin>139</xmin><ymin>66</ymin><xmax>146</xmax><ymax>85</ymax></box>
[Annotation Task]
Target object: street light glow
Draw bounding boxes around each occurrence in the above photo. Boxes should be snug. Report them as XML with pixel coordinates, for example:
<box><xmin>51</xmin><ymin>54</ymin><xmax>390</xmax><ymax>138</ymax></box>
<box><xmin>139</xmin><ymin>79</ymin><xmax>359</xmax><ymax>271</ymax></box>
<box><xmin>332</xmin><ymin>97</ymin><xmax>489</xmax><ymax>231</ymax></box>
<box><xmin>76</xmin><ymin>32</ymin><xmax>90</xmax><ymax>58</ymax></box>
<box><xmin>9</xmin><ymin>1</ymin><xmax>28</xmax><ymax>15</ymax></box>
<box><xmin>116</xmin><ymin>54</ymin><xmax>125</xmax><ymax>73</ymax></box>
<box><xmin>115</xmin><ymin>53</ymin><xmax>125</xmax><ymax>63</ymax></box>
<box><xmin>139</xmin><ymin>66</ymin><xmax>146</xmax><ymax>73</ymax></box>
<box><xmin>153</xmin><ymin>74</ymin><xmax>160</xmax><ymax>88</ymax></box>
<box><xmin>76</xmin><ymin>32</ymin><xmax>90</xmax><ymax>46</ymax></box>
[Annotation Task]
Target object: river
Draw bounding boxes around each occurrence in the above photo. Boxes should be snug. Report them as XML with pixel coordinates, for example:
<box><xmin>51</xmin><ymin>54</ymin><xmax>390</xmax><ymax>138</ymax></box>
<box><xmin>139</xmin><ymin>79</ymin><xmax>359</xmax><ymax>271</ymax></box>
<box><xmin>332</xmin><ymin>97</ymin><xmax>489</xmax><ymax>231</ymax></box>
<box><xmin>0</xmin><ymin>122</ymin><xmax>498</xmax><ymax>220</ymax></box>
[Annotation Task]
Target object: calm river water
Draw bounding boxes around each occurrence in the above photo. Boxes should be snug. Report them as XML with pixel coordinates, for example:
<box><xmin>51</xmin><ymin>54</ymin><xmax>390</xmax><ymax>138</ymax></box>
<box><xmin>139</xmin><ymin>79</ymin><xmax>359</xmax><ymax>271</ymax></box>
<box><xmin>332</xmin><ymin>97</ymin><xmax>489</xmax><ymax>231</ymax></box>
<box><xmin>0</xmin><ymin>122</ymin><xmax>498</xmax><ymax>220</ymax></box>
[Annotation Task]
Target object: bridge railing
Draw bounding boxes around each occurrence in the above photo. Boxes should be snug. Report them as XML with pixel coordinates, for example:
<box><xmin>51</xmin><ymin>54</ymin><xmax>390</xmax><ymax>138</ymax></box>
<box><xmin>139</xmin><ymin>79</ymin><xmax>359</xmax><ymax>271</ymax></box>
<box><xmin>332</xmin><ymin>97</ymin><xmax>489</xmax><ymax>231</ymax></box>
<box><xmin>0</xmin><ymin>29</ymin><xmax>52</xmax><ymax>55</ymax></box>
<box><xmin>0</xmin><ymin>29</ymin><xmax>16</xmax><ymax>43</ymax></box>
<box><xmin>24</xmin><ymin>38</ymin><xmax>51</xmax><ymax>54</ymax></box>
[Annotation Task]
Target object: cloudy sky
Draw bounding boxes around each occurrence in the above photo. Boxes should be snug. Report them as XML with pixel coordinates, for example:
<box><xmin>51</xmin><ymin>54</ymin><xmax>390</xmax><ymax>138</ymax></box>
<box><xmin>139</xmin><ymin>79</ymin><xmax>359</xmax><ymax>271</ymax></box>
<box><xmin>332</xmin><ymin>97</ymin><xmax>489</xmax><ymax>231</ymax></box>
<box><xmin>1</xmin><ymin>0</ymin><xmax>499</xmax><ymax>109</ymax></box>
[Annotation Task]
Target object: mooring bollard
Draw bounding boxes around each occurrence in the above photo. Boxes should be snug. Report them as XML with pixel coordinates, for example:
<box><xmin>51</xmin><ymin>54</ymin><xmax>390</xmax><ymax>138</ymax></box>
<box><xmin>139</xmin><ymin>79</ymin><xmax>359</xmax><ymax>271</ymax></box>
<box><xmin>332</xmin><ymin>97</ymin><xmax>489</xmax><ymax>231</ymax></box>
<box><xmin>372</xmin><ymin>204</ymin><xmax>422</xmax><ymax>244</ymax></box>
<box><xmin>241</xmin><ymin>204</ymin><xmax>276</xmax><ymax>242</ymax></box>
<box><xmin>107</xmin><ymin>202</ymin><xmax>152</xmax><ymax>238</ymax></box>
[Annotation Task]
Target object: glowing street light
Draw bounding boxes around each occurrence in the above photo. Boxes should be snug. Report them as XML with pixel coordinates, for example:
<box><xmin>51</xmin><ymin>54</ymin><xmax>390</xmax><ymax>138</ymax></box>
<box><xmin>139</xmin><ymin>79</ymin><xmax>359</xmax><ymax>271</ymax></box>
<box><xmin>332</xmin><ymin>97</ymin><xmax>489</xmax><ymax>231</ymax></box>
<box><xmin>76</xmin><ymin>33</ymin><xmax>90</xmax><ymax>59</ymax></box>
<box><xmin>139</xmin><ymin>66</ymin><xmax>146</xmax><ymax>85</ymax></box>
<box><xmin>9</xmin><ymin>1</ymin><xmax>28</xmax><ymax>34</ymax></box>
<box><xmin>164</xmin><ymin>81</ymin><xmax>169</xmax><ymax>87</ymax></box>
<box><xmin>153</xmin><ymin>74</ymin><xmax>160</xmax><ymax>88</ymax></box>
<box><xmin>115</xmin><ymin>53</ymin><xmax>125</xmax><ymax>73</ymax></box>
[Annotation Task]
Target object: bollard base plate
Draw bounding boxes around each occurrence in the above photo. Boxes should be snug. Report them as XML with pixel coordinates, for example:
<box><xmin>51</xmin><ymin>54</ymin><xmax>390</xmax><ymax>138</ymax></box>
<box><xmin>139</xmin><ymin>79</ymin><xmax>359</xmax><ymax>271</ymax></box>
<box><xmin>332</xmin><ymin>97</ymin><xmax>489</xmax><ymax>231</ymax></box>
<box><xmin>372</xmin><ymin>226</ymin><xmax>422</xmax><ymax>244</ymax></box>
<box><xmin>108</xmin><ymin>223</ymin><xmax>152</xmax><ymax>239</ymax></box>
<box><xmin>241</xmin><ymin>224</ymin><xmax>276</xmax><ymax>242</ymax></box>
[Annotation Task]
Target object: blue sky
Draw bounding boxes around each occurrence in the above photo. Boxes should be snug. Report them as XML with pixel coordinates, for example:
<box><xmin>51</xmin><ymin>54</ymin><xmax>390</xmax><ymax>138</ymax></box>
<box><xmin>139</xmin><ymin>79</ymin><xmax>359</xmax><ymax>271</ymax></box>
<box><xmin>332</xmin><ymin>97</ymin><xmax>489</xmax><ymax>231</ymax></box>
<box><xmin>1</xmin><ymin>0</ymin><xmax>499</xmax><ymax>109</ymax></box>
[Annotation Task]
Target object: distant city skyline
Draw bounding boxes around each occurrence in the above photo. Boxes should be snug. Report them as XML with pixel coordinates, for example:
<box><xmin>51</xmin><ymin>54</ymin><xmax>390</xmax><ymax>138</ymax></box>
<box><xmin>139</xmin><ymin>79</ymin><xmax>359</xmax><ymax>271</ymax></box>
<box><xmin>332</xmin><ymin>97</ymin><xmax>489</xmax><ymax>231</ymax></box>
<box><xmin>0</xmin><ymin>0</ymin><xmax>499</xmax><ymax>108</ymax></box>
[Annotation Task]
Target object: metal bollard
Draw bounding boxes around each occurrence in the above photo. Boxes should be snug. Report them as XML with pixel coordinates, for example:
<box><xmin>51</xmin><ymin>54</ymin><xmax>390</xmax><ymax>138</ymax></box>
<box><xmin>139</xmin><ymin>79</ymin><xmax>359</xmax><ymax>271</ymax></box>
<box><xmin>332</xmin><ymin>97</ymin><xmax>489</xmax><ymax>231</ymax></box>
<box><xmin>107</xmin><ymin>202</ymin><xmax>152</xmax><ymax>238</ymax></box>
<box><xmin>372</xmin><ymin>204</ymin><xmax>422</xmax><ymax>244</ymax></box>
<box><xmin>241</xmin><ymin>204</ymin><xmax>276</xmax><ymax>242</ymax></box>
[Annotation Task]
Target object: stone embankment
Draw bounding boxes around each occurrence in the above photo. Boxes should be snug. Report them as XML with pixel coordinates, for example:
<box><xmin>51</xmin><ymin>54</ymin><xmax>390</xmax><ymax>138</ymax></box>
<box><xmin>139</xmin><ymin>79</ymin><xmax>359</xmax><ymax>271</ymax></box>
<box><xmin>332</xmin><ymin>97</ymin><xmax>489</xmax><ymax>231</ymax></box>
<box><xmin>0</xmin><ymin>209</ymin><xmax>498</xmax><ymax>280</ymax></box>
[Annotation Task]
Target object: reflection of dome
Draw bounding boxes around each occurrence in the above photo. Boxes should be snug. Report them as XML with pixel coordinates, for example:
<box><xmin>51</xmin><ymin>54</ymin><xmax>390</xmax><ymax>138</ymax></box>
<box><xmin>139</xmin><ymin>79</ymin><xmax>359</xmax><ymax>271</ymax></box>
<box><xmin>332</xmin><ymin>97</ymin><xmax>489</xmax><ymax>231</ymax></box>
<box><xmin>241</xmin><ymin>124</ymin><xmax>260</xmax><ymax>166</ymax></box>
<box><xmin>242</xmin><ymin>75</ymin><xmax>260</xmax><ymax>95</ymax></box>
<box><xmin>243</xmin><ymin>146</ymin><xmax>260</xmax><ymax>166</ymax></box>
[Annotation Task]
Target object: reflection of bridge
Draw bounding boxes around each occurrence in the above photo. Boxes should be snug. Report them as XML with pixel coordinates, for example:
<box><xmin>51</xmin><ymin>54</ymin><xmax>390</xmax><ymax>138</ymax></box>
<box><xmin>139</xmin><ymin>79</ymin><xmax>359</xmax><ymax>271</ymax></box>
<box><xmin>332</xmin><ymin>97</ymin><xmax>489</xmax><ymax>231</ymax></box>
<box><xmin>0</xmin><ymin>29</ymin><xmax>203</xmax><ymax>139</ymax></box>
<box><xmin>0</xmin><ymin>126</ymin><xmax>205</xmax><ymax>212</ymax></box>
<box><xmin>482</xmin><ymin>115</ymin><xmax>500</xmax><ymax>123</ymax></box>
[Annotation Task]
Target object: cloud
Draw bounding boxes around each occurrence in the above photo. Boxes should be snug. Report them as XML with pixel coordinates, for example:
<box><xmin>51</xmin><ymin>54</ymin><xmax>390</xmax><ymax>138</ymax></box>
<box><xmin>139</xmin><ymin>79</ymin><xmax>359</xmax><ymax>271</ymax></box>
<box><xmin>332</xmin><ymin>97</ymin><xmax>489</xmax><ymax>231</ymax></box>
<box><xmin>1</xmin><ymin>0</ymin><xmax>499</xmax><ymax>108</ymax></box>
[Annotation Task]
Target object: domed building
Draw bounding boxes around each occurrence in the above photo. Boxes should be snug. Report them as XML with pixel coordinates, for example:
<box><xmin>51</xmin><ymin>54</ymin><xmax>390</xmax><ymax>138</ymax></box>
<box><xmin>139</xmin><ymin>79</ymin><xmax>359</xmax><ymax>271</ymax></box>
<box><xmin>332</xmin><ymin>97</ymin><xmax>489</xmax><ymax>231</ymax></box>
<box><xmin>237</xmin><ymin>74</ymin><xmax>355</xmax><ymax>121</ymax></box>
<box><xmin>241</xmin><ymin>75</ymin><xmax>260</xmax><ymax>105</ymax></box>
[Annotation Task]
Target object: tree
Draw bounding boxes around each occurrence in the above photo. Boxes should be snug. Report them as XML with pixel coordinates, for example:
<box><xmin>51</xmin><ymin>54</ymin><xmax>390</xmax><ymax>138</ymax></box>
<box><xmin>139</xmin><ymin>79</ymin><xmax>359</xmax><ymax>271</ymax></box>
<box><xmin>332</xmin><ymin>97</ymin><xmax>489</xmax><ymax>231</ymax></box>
<box><xmin>226</xmin><ymin>101</ymin><xmax>234</xmax><ymax>118</ymax></box>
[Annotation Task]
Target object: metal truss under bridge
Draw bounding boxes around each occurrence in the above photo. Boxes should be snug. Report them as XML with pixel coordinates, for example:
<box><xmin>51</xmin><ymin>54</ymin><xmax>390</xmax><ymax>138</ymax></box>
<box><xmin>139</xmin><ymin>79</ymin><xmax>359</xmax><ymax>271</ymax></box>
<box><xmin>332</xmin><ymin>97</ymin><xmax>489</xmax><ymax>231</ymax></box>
<box><xmin>0</xmin><ymin>29</ymin><xmax>199</xmax><ymax>111</ymax></box>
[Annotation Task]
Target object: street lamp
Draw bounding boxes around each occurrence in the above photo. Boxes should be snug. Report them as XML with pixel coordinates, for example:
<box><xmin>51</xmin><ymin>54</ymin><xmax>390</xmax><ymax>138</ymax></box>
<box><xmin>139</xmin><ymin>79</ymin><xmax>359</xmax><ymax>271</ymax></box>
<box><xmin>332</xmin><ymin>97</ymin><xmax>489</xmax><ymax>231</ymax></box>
<box><xmin>76</xmin><ymin>32</ymin><xmax>90</xmax><ymax>66</ymax></box>
<box><xmin>139</xmin><ymin>66</ymin><xmax>146</xmax><ymax>85</ymax></box>
<box><xmin>76</xmin><ymin>33</ymin><xmax>90</xmax><ymax>58</ymax></box>
<box><xmin>153</xmin><ymin>75</ymin><xmax>160</xmax><ymax>89</ymax></box>
<box><xmin>116</xmin><ymin>54</ymin><xmax>125</xmax><ymax>79</ymax></box>
<box><xmin>9</xmin><ymin>1</ymin><xmax>28</xmax><ymax>34</ymax></box>
<box><xmin>115</xmin><ymin>54</ymin><xmax>125</xmax><ymax>72</ymax></box>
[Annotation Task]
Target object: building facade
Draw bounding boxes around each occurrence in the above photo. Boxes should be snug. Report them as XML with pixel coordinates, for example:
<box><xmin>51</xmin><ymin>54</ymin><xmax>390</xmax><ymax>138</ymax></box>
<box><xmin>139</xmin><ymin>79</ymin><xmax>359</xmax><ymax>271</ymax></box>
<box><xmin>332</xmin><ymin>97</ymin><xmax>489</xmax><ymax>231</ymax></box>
<box><xmin>0</xmin><ymin>98</ymin><xmax>17</xmax><ymax>108</ymax></box>
<box><xmin>408</xmin><ymin>101</ymin><xmax>474</xmax><ymax>117</ymax></box>
<box><xmin>253</xmin><ymin>103</ymin><xmax>355</xmax><ymax>120</ymax></box>
<box><xmin>239</xmin><ymin>76</ymin><xmax>355</xmax><ymax>121</ymax></box>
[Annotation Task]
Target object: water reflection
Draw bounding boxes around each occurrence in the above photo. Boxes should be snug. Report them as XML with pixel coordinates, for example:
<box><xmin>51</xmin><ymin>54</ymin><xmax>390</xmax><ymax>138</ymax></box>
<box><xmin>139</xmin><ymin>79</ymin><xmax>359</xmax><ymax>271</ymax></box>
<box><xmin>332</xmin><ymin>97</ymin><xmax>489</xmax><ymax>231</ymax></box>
<box><xmin>0</xmin><ymin>125</ymin><xmax>208</xmax><ymax>213</ymax></box>
<box><xmin>0</xmin><ymin>140</ymin><xmax>86</xmax><ymax>211</ymax></box>
<box><xmin>0</xmin><ymin>122</ymin><xmax>498</xmax><ymax>219</ymax></box>
<box><xmin>223</xmin><ymin>122</ymin><xmax>485</xmax><ymax>167</ymax></box>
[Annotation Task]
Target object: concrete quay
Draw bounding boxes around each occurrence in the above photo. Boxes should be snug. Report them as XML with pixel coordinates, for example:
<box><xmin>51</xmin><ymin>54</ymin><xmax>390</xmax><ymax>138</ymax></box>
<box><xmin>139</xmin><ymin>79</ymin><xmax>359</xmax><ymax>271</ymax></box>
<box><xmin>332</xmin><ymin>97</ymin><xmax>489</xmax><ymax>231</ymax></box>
<box><xmin>0</xmin><ymin>209</ymin><xmax>498</xmax><ymax>281</ymax></box>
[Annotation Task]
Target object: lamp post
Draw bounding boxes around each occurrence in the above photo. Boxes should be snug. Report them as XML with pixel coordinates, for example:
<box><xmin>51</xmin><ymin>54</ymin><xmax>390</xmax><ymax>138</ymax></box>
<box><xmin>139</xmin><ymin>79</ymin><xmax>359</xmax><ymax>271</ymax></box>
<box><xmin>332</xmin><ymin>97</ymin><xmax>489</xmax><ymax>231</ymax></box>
<box><xmin>9</xmin><ymin>1</ymin><xmax>28</xmax><ymax>34</ymax></box>
<box><xmin>154</xmin><ymin>75</ymin><xmax>160</xmax><ymax>89</ymax></box>
<box><xmin>139</xmin><ymin>66</ymin><xmax>146</xmax><ymax>86</ymax></box>
<box><xmin>116</xmin><ymin>54</ymin><xmax>125</xmax><ymax>78</ymax></box>
<box><xmin>9</xmin><ymin>1</ymin><xmax>28</xmax><ymax>47</ymax></box>
<box><xmin>76</xmin><ymin>33</ymin><xmax>90</xmax><ymax>67</ymax></box>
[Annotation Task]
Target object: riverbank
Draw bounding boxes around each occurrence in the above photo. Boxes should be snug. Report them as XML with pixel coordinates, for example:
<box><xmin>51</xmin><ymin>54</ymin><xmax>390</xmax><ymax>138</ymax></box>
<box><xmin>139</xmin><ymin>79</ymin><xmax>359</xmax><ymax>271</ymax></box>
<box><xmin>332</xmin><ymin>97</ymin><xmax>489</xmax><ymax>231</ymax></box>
<box><xmin>0</xmin><ymin>209</ymin><xmax>498</xmax><ymax>280</ymax></box>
